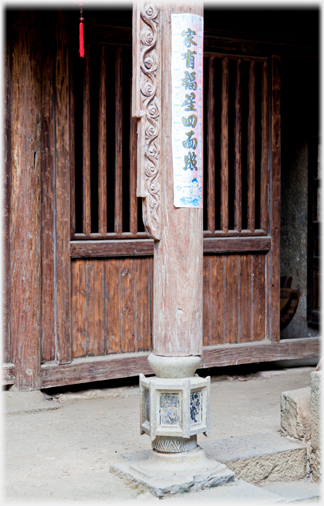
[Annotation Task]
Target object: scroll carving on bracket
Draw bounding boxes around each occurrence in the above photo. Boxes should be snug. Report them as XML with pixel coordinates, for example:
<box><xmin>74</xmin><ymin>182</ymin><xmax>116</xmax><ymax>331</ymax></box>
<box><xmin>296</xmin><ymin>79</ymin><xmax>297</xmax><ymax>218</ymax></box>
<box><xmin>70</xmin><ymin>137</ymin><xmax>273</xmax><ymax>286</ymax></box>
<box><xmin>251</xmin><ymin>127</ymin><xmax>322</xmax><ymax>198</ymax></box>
<box><xmin>133</xmin><ymin>2</ymin><xmax>161</xmax><ymax>240</ymax></box>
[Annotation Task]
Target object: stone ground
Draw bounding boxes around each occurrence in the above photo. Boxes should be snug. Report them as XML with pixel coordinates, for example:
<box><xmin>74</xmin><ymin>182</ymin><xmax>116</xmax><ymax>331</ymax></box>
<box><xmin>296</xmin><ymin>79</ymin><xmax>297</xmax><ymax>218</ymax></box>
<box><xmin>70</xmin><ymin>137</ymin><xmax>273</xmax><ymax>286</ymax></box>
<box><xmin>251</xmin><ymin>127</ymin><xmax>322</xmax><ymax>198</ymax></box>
<box><xmin>2</xmin><ymin>358</ymin><xmax>322</xmax><ymax>503</ymax></box>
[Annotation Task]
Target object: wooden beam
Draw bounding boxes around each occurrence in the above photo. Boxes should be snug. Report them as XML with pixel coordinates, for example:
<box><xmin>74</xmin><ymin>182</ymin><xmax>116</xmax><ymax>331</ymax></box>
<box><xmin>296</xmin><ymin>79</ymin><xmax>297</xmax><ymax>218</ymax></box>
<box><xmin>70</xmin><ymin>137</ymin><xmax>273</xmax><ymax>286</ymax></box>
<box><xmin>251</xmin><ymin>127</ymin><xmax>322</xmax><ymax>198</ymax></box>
<box><xmin>4</xmin><ymin>28</ymin><xmax>11</xmax><ymax>364</ymax></box>
<box><xmin>98</xmin><ymin>46</ymin><xmax>107</xmax><ymax>236</ymax></box>
<box><xmin>115</xmin><ymin>47</ymin><xmax>123</xmax><ymax>235</ymax></box>
<box><xmin>10</xmin><ymin>12</ymin><xmax>42</xmax><ymax>390</ymax></box>
<box><xmin>234</xmin><ymin>59</ymin><xmax>242</xmax><ymax>232</ymax></box>
<box><xmin>70</xmin><ymin>236</ymin><xmax>271</xmax><ymax>258</ymax></box>
<box><xmin>40</xmin><ymin>338</ymin><xmax>320</xmax><ymax>388</ymax></box>
<box><xmin>83</xmin><ymin>45</ymin><xmax>91</xmax><ymax>236</ymax></box>
<box><xmin>55</xmin><ymin>12</ymin><xmax>72</xmax><ymax>364</ymax></box>
<box><xmin>220</xmin><ymin>57</ymin><xmax>229</xmax><ymax>233</ymax></box>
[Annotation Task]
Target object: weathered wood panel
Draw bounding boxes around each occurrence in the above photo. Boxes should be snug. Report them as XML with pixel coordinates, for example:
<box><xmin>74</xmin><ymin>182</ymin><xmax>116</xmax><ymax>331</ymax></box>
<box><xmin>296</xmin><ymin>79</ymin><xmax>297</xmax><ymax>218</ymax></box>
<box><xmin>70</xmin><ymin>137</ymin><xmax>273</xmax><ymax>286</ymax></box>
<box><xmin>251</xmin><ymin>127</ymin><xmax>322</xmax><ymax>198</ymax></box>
<box><xmin>210</xmin><ymin>255</ymin><xmax>225</xmax><ymax>345</ymax></box>
<box><xmin>207</xmin><ymin>57</ymin><xmax>215</xmax><ymax>232</ymax></box>
<box><xmin>41</xmin><ymin>36</ymin><xmax>55</xmax><ymax>363</ymax></box>
<box><xmin>55</xmin><ymin>11</ymin><xmax>72</xmax><ymax>364</ymax></box>
<box><xmin>239</xmin><ymin>254</ymin><xmax>252</xmax><ymax>343</ymax></box>
<box><xmin>71</xmin><ymin>258</ymin><xmax>152</xmax><ymax>358</ymax></box>
<box><xmin>203</xmin><ymin>256</ymin><xmax>211</xmax><ymax>346</ymax></box>
<box><xmin>4</xmin><ymin>29</ymin><xmax>11</xmax><ymax>364</ymax></box>
<box><xmin>234</xmin><ymin>58</ymin><xmax>242</xmax><ymax>233</ymax></box>
<box><xmin>10</xmin><ymin>12</ymin><xmax>42</xmax><ymax>389</ymax></box>
<box><xmin>105</xmin><ymin>259</ymin><xmax>121</xmax><ymax>354</ymax></box>
<box><xmin>253</xmin><ymin>254</ymin><xmax>266</xmax><ymax>341</ymax></box>
<box><xmin>71</xmin><ymin>260</ymin><xmax>86</xmax><ymax>358</ymax></box>
<box><xmin>87</xmin><ymin>261</ymin><xmax>105</xmax><ymax>356</ymax></box>
<box><xmin>40</xmin><ymin>338</ymin><xmax>320</xmax><ymax>388</ymax></box>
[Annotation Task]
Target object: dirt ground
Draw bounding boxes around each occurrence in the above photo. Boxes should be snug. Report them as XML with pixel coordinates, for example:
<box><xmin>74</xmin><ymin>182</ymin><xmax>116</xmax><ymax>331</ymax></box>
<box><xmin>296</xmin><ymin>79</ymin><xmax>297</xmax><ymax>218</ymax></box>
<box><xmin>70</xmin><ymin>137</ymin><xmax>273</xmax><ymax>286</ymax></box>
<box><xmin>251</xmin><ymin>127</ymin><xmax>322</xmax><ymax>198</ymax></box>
<box><xmin>3</xmin><ymin>359</ymin><xmax>317</xmax><ymax>502</ymax></box>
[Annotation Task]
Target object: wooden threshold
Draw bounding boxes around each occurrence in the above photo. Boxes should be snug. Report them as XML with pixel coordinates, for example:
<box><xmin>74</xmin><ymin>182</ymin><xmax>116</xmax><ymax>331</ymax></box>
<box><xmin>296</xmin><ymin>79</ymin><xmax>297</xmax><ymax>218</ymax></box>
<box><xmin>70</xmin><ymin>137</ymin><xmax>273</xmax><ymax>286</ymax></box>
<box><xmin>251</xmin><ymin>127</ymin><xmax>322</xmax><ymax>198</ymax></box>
<box><xmin>70</xmin><ymin>236</ymin><xmax>271</xmax><ymax>258</ymax></box>
<box><xmin>39</xmin><ymin>338</ymin><xmax>320</xmax><ymax>389</ymax></box>
<box><xmin>3</xmin><ymin>363</ymin><xmax>15</xmax><ymax>385</ymax></box>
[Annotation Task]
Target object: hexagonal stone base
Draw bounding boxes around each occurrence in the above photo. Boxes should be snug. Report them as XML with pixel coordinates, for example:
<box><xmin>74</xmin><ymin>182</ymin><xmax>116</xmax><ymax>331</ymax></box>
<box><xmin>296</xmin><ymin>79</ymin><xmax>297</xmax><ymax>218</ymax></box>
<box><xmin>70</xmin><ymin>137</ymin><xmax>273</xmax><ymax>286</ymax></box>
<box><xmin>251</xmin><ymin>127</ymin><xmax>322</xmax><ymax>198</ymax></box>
<box><xmin>110</xmin><ymin>446</ymin><xmax>235</xmax><ymax>498</ymax></box>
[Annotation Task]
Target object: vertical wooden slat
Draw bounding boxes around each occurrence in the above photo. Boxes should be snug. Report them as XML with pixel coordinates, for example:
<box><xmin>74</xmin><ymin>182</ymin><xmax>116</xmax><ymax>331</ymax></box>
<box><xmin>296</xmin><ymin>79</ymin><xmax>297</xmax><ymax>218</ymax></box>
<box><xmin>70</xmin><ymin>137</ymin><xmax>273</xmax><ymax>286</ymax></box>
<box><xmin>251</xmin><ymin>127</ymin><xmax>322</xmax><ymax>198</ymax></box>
<box><xmin>105</xmin><ymin>259</ymin><xmax>121</xmax><ymax>354</ymax></box>
<box><xmin>234</xmin><ymin>59</ymin><xmax>242</xmax><ymax>232</ymax></box>
<box><xmin>260</xmin><ymin>61</ymin><xmax>269</xmax><ymax>231</ymax></box>
<box><xmin>225</xmin><ymin>255</ymin><xmax>239</xmax><ymax>343</ymax></box>
<box><xmin>115</xmin><ymin>47</ymin><xmax>123</xmax><ymax>235</ymax></box>
<box><xmin>203</xmin><ymin>255</ymin><xmax>211</xmax><ymax>346</ymax></box>
<box><xmin>136</xmin><ymin>258</ymin><xmax>150</xmax><ymax>351</ymax></box>
<box><xmin>221</xmin><ymin>57</ymin><xmax>229</xmax><ymax>233</ymax></box>
<box><xmin>41</xmin><ymin>39</ymin><xmax>55</xmax><ymax>363</ymax></box>
<box><xmin>239</xmin><ymin>254</ymin><xmax>252</xmax><ymax>343</ymax></box>
<box><xmin>252</xmin><ymin>255</ymin><xmax>266</xmax><ymax>341</ymax></box>
<box><xmin>11</xmin><ymin>12</ymin><xmax>42</xmax><ymax>388</ymax></box>
<box><xmin>87</xmin><ymin>260</ymin><xmax>104</xmax><ymax>356</ymax></box>
<box><xmin>210</xmin><ymin>255</ymin><xmax>226</xmax><ymax>345</ymax></box>
<box><xmin>270</xmin><ymin>55</ymin><xmax>281</xmax><ymax>342</ymax></box>
<box><xmin>56</xmin><ymin>11</ymin><xmax>72</xmax><ymax>364</ymax></box>
<box><xmin>130</xmin><ymin>115</ymin><xmax>138</xmax><ymax>235</ymax></box>
<box><xmin>150</xmin><ymin>256</ymin><xmax>154</xmax><ymax>351</ymax></box>
<box><xmin>71</xmin><ymin>260</ymin><xmax>87</xmax><ymax>358</ymax></box>
<box><xmin>98</xmin><ymin>46</ymin><xmax>107</xmax><ymax>236</ymax></box>
<box><xmin>207</xmin><ymin>57</ymin><xmax>215</xmax><ymax>232</ymax></box>
<box><xmin>120</xmin><ymin>258</ymin><xmax>135</xmax><ymax>353</ymax></box>
<box><xmin>4</xmin><ymin>28</ymin><xmax>11</xmax><ymax>363</ymax></box>
<box><xmin>247</xmin><ymin>60</ymin><xmax>256</xmax><ymax>232</ymax></box>
<box><xmin>83</xmin><ymin>45</ymin><xmax>91</xmax><ymax>236</ymax></box>
<box><xmin>70</xmin><ymin>45</ymin><xmax>76</xmax><ymax>238</ymax></box>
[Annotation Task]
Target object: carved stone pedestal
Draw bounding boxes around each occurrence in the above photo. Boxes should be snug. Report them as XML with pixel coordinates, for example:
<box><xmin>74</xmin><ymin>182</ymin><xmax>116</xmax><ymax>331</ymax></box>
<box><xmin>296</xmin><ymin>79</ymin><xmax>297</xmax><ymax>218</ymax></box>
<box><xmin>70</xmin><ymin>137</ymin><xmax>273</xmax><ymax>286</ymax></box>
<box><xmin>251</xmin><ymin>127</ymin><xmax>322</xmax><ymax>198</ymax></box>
<box><xmin>110</xmin><ymin>355</ymin><xmax>235</xmax><ymax>497</ymax></box>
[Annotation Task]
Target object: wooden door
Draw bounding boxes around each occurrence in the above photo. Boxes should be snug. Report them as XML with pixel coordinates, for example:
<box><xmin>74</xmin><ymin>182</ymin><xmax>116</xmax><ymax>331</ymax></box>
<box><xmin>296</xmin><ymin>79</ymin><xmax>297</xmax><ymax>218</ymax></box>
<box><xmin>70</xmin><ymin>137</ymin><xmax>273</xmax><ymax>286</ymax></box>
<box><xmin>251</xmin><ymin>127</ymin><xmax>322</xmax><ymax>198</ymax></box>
<box><xmin>39</xmin><ymin>15</ymin><xmax>294</xmax><ymax>389</ymax></box>
<box><xmin>201</xmin><ymin>54</ymin><xmax>280</xmax><ymax>346</ymax></box>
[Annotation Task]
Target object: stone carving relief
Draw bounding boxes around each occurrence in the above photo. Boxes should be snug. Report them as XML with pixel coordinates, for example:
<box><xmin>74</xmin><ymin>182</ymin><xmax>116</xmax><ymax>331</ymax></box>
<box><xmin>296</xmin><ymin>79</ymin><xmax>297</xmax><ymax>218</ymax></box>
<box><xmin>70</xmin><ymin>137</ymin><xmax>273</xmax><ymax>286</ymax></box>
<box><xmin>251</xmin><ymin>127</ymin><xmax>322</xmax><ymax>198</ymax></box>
<box><xmin>133</xmin><ymin>2</ymin><xmax>161</xmax><ymax>240</ymax></box>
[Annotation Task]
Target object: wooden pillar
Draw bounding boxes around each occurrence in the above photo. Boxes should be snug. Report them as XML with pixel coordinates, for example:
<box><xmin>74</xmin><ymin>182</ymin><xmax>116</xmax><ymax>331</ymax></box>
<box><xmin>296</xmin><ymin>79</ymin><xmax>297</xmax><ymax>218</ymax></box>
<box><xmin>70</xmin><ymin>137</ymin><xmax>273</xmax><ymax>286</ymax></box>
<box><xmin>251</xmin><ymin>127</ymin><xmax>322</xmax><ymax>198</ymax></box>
<box><xmin>10</xmin><ymin>12</ymin><xmax>42</xmax><ymax>390</ymax></box>
<box><xmin>153</xmin><ymin>3</ymin><xmax>204</xmax><ymax>358</ymax></box>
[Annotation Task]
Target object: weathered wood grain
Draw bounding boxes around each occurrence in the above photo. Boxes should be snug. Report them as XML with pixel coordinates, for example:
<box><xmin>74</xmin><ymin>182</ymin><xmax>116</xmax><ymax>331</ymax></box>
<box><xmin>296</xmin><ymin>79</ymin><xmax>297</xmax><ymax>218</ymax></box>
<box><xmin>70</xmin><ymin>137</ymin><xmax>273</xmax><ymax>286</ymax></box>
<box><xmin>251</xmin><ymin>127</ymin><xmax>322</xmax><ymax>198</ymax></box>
<box><xmin>4</xmin><ymin>31</ymin><xmax>11</xmax><ymax>364</ymax></box>
<box><xmin>207</xmin><ymin>57</ymin><xmax>215</xmax><ymax>233</ymax></box>
<box><xmin>225</xmin><ymin>255</ymin><xmax>239</xmax><ymax>343</ymax></box>
<box><xmin>247</xmin><ymin>60</ymin><xmax>256</xmax><ymax>232</ymax></box>
<box><xmin>41</xmin><ymin>38</ymin><xmax>55</xmax><ymax>363</ymax></box>
<box><xmin>269</xmin><ymin>55</ymin><xmax>281</xmax><ymax>342</ymax></box>
<box><xmin>105</xmin><ymin>259</ymin><xmax>121</xmax><ymax>354</ymax></box>
<box><xmin>98</xmin><ymin>46</ymin><xmax>107</xmax><ymax>236</ymax></box>
<box><xmin>234</xmin><ymin>59</ymin><xmax>242</xmax><ymax>232</ymax></box>
<box><xmin>221</xmin><ymin>57</ymin><xmax>229</xmax><ymax>233</ymax></box>
<box><xmin>252</xmin><ymin>254</ymin><xmax>266</xmax><ymax>341</ymax></box>
<box><xmin>129</xmin><ymin>115</ymin><xmax>138</xmax><ymax>235</ymax></box>
<box><xmin>140</xmin><ymin>3</ymin><xmax>205</xmax><ymax>357</ymax></box>
<box><xmin>55</xmin><ymin>11</ymin><xmax>72</xmax><ymax>364</ymax></box>
<box><xmin>120</xmin><ymin>259</ymin><xmax>136</xmax><ymax>353</ymax></box>
<box><xmin>260</xmin><ymin>61</ymin><xmax>268</xmax><ymax>232</ymax></box>
<box><xmin>10</xmin><ymin>12</ymin><xmax>42</xmax><ymax>389</ymax></box>
<box><xmin>40</xmin><ymin>338</ymin><xmax>321</xmax><ymax>388</ymax></box>
<box><xmin>70</xmin><ymin>236</ymin><xmax>271</xmax><ymax>258</ymax></box>
<box><xmin>115</xmin><ymin>47</ymin><xmax>123</xmax><ymax>235</ymax></box>
<box><xmin>203</xmin><ymin>256</ymin><xmax>211</xmax><ymax>346</ymax></box>
<box><xmin>2</xmin><ymin>363</ymin><xmax>15</xmax><ymax>385</ymax></box>
<box><xmin>210</xmin><ymin>255</ymin><xmax>225</xmax><ymax>345</ymax></box>
<box><xmin>239</xmin><ymin>254</ymin><xmax>252</xmax><ymax>343</ymax></box>
<box><xmin>71</xmin><ymin>260</ymin><xmax>87</xmax><ymax>358</ymax></box>
<box><xmin>136</xmin><ymin>258</ymin><xmax>151</xmax><ymax>352</ymax></box>
<box><xmin>87</xmin><ymin>260</ymin><xmax>105</xmax><ymax>356</ymax></box>
<box><xmin>83</xmin><ymin>45</ymin><xmax>91</xmax><ymax>236</ymax></box>
<box><xmin>69</xmin><ymin>44</ymin><xmax>76</xmax><ymax>238</ymax></box>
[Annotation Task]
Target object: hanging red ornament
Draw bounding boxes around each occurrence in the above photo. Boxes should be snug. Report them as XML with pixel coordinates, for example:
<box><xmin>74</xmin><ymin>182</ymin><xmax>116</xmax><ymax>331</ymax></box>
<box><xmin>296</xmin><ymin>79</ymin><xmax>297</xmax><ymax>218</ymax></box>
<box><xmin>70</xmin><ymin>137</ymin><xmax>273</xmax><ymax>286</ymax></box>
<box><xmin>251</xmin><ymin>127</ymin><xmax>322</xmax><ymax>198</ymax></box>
<box><xmin>79</xmin><ymin>8</ymin><xmax>85</xmax><ymax>58</ymax></box>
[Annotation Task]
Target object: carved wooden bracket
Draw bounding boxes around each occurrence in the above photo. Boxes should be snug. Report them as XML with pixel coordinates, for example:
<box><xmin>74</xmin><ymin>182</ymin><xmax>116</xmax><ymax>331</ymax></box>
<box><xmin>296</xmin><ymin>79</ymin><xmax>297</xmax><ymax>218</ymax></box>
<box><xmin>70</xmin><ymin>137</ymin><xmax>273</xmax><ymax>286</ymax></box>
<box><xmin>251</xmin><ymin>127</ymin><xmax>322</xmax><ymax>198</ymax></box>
<box><xmin>132</xmin><ymin>2</ymin><xmax>161</xmax><ymax>240</ymax></box>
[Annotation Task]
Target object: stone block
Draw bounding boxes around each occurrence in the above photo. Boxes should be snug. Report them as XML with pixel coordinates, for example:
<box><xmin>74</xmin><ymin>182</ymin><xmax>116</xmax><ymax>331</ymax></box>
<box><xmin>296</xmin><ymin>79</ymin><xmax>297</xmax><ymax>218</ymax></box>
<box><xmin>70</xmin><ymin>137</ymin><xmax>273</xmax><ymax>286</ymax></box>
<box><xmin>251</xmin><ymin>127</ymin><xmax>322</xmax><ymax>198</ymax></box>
<box><xmin>280</xmin><ymin>387</ymin><xmax>311</xmax><ymax>440</ymax></box>
<box><xmin>201</xmin><ymin>432</ymin><xmax>307</xmax><ymax>484</ymax></box>
<box><xmin>310</xmin><ymin>371</ymin><xmax>321</xmax><ymax>482</ymax></box>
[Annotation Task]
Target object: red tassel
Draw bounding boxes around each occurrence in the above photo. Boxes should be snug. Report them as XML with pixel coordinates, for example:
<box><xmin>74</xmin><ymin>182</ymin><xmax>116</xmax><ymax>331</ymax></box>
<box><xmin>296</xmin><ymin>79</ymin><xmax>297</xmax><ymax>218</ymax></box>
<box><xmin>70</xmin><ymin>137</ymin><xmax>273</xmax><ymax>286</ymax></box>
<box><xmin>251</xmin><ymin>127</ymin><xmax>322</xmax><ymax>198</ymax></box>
<box><xmin>79</xmin><ymin>10</ymin><xmax>85</xmax><ymax>58</ymax></box>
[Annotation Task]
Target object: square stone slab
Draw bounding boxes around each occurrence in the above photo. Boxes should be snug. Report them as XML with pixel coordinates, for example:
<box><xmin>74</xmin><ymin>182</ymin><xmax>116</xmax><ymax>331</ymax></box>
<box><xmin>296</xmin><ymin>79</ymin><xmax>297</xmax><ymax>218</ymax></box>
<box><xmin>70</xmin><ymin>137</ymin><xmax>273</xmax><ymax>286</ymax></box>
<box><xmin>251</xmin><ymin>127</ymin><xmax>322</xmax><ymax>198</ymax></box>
<box><xmin>110</xmin><ymin>446</ymin><xmax>235</xmax><ymax>498</ymax></box>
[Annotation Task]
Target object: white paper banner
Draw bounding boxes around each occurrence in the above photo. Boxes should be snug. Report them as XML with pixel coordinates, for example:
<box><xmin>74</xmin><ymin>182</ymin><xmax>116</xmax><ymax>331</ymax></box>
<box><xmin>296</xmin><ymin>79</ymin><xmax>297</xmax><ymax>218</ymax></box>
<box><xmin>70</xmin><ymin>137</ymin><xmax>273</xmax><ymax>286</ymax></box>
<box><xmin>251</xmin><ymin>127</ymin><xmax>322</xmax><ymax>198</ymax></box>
<box><xmin>171</xmin><ymin>13</ymin><xmax>204</xmax><ymax>208</ymax></box>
